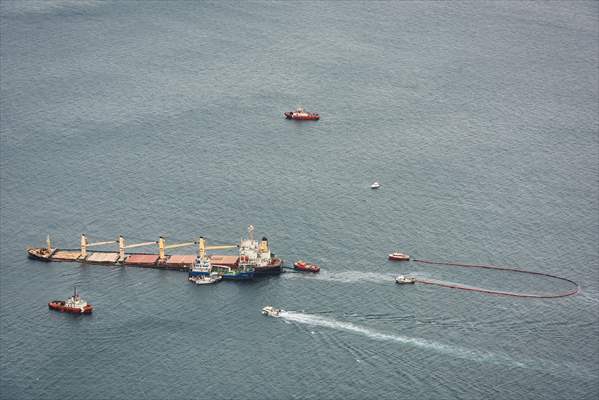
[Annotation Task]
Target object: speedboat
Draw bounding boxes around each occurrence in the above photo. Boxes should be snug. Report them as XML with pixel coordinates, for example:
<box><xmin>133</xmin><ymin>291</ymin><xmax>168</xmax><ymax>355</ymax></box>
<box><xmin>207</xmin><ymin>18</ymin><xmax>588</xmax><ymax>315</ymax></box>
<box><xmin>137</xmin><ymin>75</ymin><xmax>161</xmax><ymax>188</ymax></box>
<box><xmin>293</xmin><ymin>260</ymin><xmax>320</xmax><ymax>273</ymax></box>
<box><xmin>48</xmin><ymin>288</ymin><xmax>93</xmax><ymax>314</ymax></box>
<box><xmin>388</xmin><ymin>252</ymin><xmax>410</xmax><ymax>261</ymax></box>
<box><xmin>188</xmin><ymin>273</ymin><xmax>222</xmax><ymax>285</ymax></box>
<box><xmin>261</xmin><ymin>306</ymin><xmax>282</xmax><ymax>317</ymax></box>
<box><xmin>371</xmin><ymin>182</ymin><xmax>381</xmax><ymax>189</ymax></box>
<box><xmin>395</xmin><ymin>275</ymin><xmax>416</xmax><ymax>284</ymax></box>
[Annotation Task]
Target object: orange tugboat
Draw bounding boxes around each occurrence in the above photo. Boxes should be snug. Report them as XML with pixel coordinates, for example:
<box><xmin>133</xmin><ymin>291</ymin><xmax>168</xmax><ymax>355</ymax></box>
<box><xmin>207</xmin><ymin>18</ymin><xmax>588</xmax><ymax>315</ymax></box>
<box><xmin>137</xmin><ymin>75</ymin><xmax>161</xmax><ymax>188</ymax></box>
<box><xmin>284</xmin><ymin>107</ymin><xmax>320</xmax><ymax>121</ymax></box>
<box><xmin>48</xmin><ymin>288</ymin><xmax>93</xmax><ymax>314</ymax></box>
<box><xmin>293</xmin><ymin>260</ymin><xmax>320</xmax><ymax>273</ymax></box>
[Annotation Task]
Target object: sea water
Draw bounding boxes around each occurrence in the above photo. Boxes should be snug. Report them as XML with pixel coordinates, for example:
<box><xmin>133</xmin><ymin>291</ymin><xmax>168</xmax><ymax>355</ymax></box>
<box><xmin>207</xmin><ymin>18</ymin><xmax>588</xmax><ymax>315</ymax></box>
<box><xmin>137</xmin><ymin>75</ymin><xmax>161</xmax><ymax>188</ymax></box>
<box><xmin>1</xmin><ymin>1</ymin><xmax>597</xmax><ymax>399</ymax></box>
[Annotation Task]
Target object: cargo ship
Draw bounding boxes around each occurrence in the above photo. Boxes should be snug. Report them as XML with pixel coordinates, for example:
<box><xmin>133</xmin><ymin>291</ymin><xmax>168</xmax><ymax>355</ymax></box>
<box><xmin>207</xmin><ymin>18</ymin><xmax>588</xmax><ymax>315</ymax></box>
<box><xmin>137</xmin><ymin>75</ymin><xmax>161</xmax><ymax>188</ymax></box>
<box><xmin>27</xmin><ymin>226</ymin><xmax>283</xmax><ymax>276</ymax></box>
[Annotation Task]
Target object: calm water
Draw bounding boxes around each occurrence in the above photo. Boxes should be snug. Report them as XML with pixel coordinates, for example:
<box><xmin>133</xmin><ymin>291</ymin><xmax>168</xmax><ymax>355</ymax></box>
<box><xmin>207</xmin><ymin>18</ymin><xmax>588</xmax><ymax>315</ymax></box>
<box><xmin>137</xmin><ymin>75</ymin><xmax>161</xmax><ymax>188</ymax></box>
<box><xmin>1</xmin><ymin>1</ymin><xmax>598</xmax><ymax>399</ymax></box>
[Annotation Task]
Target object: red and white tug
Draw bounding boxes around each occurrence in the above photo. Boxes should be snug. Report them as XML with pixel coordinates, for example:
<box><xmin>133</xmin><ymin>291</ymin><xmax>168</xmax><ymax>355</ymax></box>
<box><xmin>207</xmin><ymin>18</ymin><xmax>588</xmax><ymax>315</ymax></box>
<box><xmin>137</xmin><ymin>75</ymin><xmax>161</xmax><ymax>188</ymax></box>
<box><xmin>388</xmin><ymin>252</ymin><xmax>410</xmax><ymax>261</ymax></box>
<box><xmin>293</xmin><ymin>260</ymin><xmax>320</xmax><ymax>273</ymax></box>
<box><xmin>284</xmin><ymin>107</ymin><xmax>320</xmax><ymax>121</ymax></box>
<box><xmin>48</xmin><ymin>288</ymin><xmax>93</xmax><ymax>314</ymax></box>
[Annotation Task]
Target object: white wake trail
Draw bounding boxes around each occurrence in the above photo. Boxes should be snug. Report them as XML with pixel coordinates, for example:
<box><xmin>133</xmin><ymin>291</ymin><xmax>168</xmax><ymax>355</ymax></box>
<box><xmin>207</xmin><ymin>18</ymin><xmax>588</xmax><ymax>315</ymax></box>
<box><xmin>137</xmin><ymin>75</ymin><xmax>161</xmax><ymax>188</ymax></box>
<box><xmin>279</xmin><ymin>311</ymin><xmax>520</xmax><ymax>366</ymax></box>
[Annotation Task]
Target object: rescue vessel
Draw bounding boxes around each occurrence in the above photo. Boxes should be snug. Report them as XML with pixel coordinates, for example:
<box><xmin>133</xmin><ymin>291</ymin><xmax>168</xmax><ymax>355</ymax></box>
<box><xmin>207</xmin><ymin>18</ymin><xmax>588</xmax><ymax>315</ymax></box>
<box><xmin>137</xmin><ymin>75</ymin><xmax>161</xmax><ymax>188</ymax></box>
<box><xmin>293</xmin><ymin>260</ymin><xmax>320</xmax><ymax>273</ymax></box>
<box><xmin>48</xmin><ymin>288</ymin><xmax>93</xmax><ymax>314</ymax></box>
<box><xmin>284</xmin><ymin>107</ymin><xmax>320</xmax><ymax>121</ymax></box>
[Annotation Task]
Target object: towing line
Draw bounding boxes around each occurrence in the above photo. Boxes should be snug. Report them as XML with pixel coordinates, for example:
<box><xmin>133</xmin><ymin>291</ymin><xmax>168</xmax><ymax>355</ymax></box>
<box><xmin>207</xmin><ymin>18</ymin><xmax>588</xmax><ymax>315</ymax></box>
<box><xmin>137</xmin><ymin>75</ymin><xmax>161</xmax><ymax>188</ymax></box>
<box><xmin>411</xmin><ymin>259</ymin><xmax>580</xmax><ymax>298</ymax></box>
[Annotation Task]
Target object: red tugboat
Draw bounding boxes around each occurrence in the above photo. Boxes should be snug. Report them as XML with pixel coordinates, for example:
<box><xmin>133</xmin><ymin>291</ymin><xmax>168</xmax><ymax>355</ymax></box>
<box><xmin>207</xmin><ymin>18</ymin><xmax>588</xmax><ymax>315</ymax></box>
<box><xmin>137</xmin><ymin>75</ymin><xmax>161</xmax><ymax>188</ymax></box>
<box><xmin>293</xmin><ymin>260</ymin><xmax>320</xmax><ymax>273</ymax></box>
<box><xmin>284</xmin><ymin>107</ymin><xmax>320</xmax><ymax>121</ymax></box>
<box><xmin>388</xmin><ymin>252</ymin><xmax>410</xmax><ymax>261</ymax></box>
<box><xmin>48</xmin><ymin>288</ymin><xmax>93</xmax><ymax>314</ymax></box>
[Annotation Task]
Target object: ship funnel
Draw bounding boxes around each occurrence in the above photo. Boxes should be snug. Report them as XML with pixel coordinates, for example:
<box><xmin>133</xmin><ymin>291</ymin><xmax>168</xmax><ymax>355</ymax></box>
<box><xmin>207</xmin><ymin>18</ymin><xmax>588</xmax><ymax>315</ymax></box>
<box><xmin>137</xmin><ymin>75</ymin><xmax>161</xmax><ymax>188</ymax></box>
<box><xmin>259</xmin><ymin>237</ymin><xmax>269</xmax><ymax>253</ymax></box>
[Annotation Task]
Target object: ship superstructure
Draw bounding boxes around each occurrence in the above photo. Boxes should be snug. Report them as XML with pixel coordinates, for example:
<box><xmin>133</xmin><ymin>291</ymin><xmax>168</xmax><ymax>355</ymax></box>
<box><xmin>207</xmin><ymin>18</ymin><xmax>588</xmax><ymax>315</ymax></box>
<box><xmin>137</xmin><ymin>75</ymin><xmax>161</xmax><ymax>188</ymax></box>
<box><xmin>239</xmin><ymin>225</ymin><xmax>282</xmax><ymax>275</ymax></box>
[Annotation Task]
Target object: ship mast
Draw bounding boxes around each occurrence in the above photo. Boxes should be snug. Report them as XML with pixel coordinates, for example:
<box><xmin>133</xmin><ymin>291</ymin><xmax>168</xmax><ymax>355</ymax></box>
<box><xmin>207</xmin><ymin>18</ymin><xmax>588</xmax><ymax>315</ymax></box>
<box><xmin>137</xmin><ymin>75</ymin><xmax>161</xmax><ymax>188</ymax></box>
<box><xmin>248</xmin><ymin>225</ymin><xmax>254</xmax><ymax>242</ymax></box>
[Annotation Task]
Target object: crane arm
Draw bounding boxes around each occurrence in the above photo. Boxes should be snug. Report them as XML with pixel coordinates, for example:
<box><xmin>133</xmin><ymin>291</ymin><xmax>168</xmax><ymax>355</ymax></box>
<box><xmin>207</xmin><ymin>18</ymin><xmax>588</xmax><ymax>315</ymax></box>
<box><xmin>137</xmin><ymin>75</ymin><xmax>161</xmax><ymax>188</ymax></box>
<box><xmin>124</xmin><ymin>241</ymin><xmax>157</xmax><ymax>249</ymax></box>
<box><xmin>205</xmin><ymin>244</ymin><xmax>239</xmax><ymax>250</ymax></box>
<box><xmin>87</xmin><ymin>240</ymin><xmax>118</xmax><ymax>247</ymax></box>
<box><xmin>164</xmin><ymin>241</ymin><xmax>196</xmax><ymax>250</ymax></box>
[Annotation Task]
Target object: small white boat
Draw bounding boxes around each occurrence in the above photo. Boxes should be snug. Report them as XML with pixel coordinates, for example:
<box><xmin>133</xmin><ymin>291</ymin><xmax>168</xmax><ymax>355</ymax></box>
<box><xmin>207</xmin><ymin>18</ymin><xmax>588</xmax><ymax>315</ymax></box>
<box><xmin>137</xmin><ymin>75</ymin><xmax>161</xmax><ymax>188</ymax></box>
<box><xmin>261</xmin><ymin>306</ymin><xmax>282</xmax><ymax>317</ymax></box>
<box><xmin>388</xmin><ymin>252</ymin><xmax>410</xmax><ymax>261</ymax></box>
<box><xmin>189</xmin><ymin>273</ymin><xmax>222</xmax><ymax>285</ymax></box>
<box><xmin>371</xmin><ymin>182</ymin><xmax>381</xmax><ymax>189</ymax></box>
<box><xmin>395</xmin><ymin>275</ymin><xmax>416</xmax><ymax>284</ymax></box>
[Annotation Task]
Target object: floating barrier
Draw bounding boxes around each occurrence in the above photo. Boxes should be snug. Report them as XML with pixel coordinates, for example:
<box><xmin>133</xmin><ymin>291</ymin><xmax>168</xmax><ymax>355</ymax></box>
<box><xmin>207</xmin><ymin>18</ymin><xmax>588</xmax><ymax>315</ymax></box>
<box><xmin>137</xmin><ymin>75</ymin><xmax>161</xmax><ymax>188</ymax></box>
<box><xmin>411</xmin><ymin>259</ymin><xmax>580</xmax><ymax>298</ymax></box>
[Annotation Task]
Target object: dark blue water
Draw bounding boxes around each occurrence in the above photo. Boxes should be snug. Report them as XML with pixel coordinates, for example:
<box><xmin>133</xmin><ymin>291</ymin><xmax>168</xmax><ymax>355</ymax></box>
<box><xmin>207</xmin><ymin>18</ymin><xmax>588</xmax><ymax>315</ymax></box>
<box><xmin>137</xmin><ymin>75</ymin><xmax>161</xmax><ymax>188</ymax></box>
<box><xmin>1</xmin><ymin>1</ymin><xmax>598</xmax><ymax>399</ymax></box>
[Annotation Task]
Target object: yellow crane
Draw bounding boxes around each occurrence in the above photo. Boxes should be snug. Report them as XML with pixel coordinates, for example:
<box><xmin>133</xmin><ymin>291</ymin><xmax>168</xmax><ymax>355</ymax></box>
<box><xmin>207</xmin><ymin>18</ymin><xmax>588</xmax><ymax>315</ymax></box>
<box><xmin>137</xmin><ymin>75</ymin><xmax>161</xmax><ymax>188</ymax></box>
<box><xmin>158</xmin><ymin>237</ymin><xmax>196</xmax><ymax>260</ymax></box>
<box><xmin>80</xmin><ymin>234</ymin><xmax>118</xmax><ymax>258</ymax></box>
<box><xmin>118</xmin><ymin>236</ymin><xmax>158</xmax><ymax>261</ymax></box>
<box><xmin>197</xmin><ymin>237</ymin><xmax>238</xmax><ymax>260</ymax></box>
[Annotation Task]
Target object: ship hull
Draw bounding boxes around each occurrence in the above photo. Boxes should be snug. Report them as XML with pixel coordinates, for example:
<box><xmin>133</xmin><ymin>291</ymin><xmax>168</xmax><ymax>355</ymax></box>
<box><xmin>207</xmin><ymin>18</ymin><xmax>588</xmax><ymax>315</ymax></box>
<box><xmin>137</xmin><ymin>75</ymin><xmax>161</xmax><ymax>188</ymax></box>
<box><xmin>253</xmin><ymin>258</ymin><xmax>283</xmax><ymax>276</ymax></box>
<box><xmin>189</xmin><ymin>270</ymin><xmax>209</xmax><ymax>277</ymax></box>
<box><xmin>222</xmin><ymin>271</ymin><xmax>254</xmax><ymax>280</ymax></box>
<box><xmin>284</xmin><ymin>112</ymin><xmax>319</xmax><ymax>120</ymax></box>
<box><xmin>293</xmin><ymin>264</ymin><xmax>320</xmax><ymax>273</ymax></box>
<box><xmin>27</xmin><ymin>248</ymin><xmax>53</xmax><ymax>261</ymax></box>
<box><xmin>48</xmin><ymin>301</ymin><xmax>93</xmax><ymax>314</ymax></box>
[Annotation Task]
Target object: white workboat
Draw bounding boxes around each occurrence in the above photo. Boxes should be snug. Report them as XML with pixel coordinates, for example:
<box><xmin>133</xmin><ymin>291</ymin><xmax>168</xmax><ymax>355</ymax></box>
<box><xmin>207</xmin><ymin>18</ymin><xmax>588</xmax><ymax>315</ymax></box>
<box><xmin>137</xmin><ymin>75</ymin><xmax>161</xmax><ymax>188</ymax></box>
<box><xmin>261</xmin><ymin>306</ymin><xmax>282</xmax><ymax>317</ymax></box>
<box><xmin>395</xmin><ymin>275</ymin><xmax>416</xmax><ymax>284</ymax></box>
<box><xmin>189</xmin><ymin>273</ymin><xmax>222</xmax><ymax>285</ymax></box>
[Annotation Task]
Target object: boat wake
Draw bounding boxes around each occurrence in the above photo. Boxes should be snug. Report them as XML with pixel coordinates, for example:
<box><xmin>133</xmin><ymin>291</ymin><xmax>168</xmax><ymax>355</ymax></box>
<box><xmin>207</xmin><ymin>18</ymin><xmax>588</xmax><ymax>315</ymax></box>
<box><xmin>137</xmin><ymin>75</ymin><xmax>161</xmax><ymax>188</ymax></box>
<box><xmin>279</xmin><ymin>311</ymin><xmax>507</xmax><ymax>364</ymax></box>
<box><xmin>277</xmin><ymin>311</ymin><xmax>596</xmax><ymax>378</ymax></box>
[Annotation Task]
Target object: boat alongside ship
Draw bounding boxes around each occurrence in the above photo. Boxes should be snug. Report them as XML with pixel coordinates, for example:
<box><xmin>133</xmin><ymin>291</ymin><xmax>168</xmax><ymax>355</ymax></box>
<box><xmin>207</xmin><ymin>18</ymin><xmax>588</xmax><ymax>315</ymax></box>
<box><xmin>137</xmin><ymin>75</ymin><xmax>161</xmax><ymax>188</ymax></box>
<box><xmin>189</xmin><ymin>273</ymin><xmax>222</xmax><ymax>285</ymax></box>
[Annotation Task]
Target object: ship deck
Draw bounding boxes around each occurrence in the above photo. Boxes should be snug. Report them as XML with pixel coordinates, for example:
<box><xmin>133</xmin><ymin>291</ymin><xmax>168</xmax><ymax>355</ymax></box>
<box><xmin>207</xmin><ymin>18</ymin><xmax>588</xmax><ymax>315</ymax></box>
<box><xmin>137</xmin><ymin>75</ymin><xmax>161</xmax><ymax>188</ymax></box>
<box><xmin>28</xmin><ymin>248</ymin><xmax>283</xmax><ymax>274</ymax></box>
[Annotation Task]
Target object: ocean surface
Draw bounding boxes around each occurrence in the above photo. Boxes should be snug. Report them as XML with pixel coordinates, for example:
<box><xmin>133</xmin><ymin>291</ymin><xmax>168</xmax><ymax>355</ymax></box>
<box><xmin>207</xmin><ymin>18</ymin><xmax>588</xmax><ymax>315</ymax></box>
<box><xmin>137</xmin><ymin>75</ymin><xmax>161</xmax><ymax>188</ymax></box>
<box><xmin>1</xmin><ymin>1</ymin><xmax>598</xmax><ymax>399</ymax></box>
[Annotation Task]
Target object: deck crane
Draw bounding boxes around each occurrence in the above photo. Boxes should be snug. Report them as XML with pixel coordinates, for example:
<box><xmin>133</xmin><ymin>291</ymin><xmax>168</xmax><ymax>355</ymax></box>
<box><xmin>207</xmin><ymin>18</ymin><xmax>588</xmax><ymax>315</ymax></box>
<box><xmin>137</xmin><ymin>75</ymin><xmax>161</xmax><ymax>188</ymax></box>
<box><xmin>158</xmin><ymin>237</ymin><xmax>196</xmax><ymax>260</ymax></box>
<box><xmin>117</xmin><ymin>236</ymin><xmax>158</xmax><ymax>261</ymax></box>
<box><xmin>197</xmin><ymin>237</ymin><xmax>238</xmax><ymax>260</ymax></box>
<box><xmin>80</xmin><ymin>234</ymin><xmax>117</xmax><ymax>258</ymax></box>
